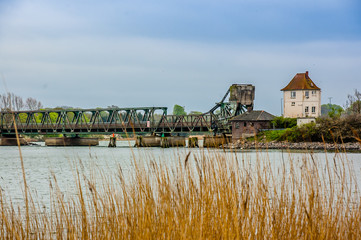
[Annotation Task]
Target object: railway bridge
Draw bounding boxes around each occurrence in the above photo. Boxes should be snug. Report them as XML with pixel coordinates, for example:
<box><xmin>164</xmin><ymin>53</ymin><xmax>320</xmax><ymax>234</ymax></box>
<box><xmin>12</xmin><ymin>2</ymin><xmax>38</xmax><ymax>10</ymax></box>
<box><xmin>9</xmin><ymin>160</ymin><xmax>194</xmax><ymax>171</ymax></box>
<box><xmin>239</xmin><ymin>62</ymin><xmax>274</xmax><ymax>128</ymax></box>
<box><xmin>0</xmin><ymin>84</ymin><xmax>255</xmax><ymax>147</ymax></box>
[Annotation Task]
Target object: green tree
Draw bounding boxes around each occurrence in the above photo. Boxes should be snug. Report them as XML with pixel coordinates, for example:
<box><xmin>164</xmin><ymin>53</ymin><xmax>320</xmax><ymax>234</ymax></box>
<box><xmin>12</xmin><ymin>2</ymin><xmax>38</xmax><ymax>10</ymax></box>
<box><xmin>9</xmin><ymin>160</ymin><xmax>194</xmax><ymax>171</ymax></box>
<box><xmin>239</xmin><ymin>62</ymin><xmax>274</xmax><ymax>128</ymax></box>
<box><xmin>321</xmin><ymin>104</ymin><xmax>343</xmax><ymax>116</ymax></box>
<box><xmin>321</xmin><ymin>104</ymin><xmax>343</xmax><ymax>118</ymax></box>
<box><xmin>173</xmin><ymin>105</ymin><xmax>187</xmax><ymax>116</ymax></box>
<box><xmin>271</xmin><ymin>116</ymin><xmax>297</xmax><ymax>129</ymax></box>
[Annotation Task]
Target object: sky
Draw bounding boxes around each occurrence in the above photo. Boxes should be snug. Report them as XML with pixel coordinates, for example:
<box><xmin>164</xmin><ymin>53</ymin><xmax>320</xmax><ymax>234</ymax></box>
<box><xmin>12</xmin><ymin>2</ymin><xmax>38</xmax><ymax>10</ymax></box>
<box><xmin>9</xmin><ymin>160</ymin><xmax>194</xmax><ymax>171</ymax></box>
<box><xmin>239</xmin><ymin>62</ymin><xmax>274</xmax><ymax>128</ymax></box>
<box><xmin>0</xmin><ymin>0</ymin><xmax>360</xmax><ymax>115</ymax></box>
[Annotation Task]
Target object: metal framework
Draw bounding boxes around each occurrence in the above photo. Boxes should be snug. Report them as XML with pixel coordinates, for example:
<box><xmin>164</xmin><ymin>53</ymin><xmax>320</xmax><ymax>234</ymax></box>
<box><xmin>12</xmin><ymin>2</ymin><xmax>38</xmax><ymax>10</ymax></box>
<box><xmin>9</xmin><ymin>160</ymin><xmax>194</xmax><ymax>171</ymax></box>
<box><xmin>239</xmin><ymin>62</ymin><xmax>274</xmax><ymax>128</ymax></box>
<box><xmin>0</xmin><ymin>84</ymin><xmax>255</xmax><ymax>136</ymax></box>
<box><xmin>0</xmin><ymin>107</ymin><xmax>223</xmax><ymax>135</ymax></box>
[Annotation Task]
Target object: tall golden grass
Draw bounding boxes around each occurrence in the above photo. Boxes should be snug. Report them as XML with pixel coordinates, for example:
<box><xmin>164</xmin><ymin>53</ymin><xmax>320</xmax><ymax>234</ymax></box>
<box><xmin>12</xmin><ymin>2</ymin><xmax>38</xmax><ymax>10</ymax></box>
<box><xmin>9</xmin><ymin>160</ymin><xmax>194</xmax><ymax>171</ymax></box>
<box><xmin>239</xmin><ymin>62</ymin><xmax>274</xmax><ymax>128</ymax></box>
<box><xmin>0</xmin><ymin>148</ymin><xmax>361</xmax><ymax>239</ymax></box>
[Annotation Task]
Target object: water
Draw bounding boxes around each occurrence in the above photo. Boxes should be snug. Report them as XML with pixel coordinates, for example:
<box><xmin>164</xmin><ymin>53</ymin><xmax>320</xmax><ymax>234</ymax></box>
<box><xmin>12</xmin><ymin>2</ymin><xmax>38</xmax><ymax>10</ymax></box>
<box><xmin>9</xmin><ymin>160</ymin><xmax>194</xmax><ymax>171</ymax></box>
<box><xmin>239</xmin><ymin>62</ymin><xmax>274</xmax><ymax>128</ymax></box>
<box><xmin>1</xmin><ymin>141</ymin><xmax>361</xmax><ymax>207</ymax></box>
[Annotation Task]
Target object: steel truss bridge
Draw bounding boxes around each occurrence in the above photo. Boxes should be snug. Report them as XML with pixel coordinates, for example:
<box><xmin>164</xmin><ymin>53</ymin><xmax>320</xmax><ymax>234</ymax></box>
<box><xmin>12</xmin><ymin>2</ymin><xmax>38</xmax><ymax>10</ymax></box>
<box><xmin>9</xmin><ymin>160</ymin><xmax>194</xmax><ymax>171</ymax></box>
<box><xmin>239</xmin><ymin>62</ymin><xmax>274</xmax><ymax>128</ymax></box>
<box><xmin>0</xmin><ymin>84</ymin><xmax>255</xmax><ymax>136</ymax></box>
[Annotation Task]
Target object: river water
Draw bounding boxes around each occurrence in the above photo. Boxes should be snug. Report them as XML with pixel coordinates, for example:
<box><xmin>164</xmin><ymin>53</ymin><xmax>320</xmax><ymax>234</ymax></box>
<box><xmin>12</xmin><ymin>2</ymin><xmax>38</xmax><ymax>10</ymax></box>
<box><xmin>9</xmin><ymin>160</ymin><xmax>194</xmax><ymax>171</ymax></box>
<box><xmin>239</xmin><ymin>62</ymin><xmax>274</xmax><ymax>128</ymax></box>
<box><xmin>1</xmin><ymin>140</ymin><xmax>361</xmax><ymax>208</ymax></box>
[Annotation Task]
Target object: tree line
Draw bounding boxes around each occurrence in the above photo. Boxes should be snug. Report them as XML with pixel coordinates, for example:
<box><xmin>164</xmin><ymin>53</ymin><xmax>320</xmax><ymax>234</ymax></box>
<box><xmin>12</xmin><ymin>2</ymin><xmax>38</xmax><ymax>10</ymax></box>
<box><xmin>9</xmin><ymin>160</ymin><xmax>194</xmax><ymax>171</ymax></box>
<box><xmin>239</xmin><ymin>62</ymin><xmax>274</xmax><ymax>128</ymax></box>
<box><xmin>321</xmin><ymin>89</ymin><xmax>361</xmax><ymax>117</ymax></box>
<box><xmin>0</xmin><ymin>92</ymin><xmax>43</xmax><ymax>111</ymax></box>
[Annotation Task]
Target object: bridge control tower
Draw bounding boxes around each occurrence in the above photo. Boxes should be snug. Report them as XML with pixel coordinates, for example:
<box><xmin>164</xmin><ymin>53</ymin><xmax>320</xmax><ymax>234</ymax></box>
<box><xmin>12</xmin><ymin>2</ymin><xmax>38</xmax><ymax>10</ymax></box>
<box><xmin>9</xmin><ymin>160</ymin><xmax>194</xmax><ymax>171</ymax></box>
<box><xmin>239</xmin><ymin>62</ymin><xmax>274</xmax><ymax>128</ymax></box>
<box><xmin>206</xmin><ymin>84</ymin><xmax>255</xmax><ymax>121</ymax></box>
<box><xmin>229</xmin><ymin>84</ymin><xmax>255</xmax><ymax>113</ymax></box>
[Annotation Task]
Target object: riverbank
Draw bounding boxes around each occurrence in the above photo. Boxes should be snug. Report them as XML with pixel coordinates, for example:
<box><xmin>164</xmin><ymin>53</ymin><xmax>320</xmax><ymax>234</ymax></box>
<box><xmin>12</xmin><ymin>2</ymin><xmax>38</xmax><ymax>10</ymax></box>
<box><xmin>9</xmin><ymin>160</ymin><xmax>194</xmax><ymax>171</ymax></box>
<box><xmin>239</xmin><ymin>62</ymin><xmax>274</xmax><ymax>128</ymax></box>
<box><xmin>227</xmin><ymin>140</ymin><xmax>361</xmax><ymax>151</ymax></box>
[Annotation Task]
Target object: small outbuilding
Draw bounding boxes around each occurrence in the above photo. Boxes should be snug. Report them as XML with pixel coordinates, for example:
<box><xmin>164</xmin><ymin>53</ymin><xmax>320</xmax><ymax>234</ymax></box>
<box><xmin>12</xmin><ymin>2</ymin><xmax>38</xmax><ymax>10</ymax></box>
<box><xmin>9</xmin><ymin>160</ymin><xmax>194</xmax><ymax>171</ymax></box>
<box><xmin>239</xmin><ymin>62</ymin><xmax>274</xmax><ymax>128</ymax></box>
<box><xmin>230</xmin><ymin>110</ymin><xmax>275</xmax><ymax>141</ymax></box>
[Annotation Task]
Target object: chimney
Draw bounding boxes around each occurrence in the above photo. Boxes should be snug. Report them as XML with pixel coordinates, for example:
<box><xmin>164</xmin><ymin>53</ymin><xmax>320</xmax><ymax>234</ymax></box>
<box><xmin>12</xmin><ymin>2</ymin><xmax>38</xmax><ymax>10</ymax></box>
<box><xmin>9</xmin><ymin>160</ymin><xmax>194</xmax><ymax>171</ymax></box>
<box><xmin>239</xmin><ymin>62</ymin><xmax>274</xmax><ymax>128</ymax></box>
<box><xmin>305</xmin><ymin>71</ymin><xmax>309</xmax><ymax>78</ymax></box>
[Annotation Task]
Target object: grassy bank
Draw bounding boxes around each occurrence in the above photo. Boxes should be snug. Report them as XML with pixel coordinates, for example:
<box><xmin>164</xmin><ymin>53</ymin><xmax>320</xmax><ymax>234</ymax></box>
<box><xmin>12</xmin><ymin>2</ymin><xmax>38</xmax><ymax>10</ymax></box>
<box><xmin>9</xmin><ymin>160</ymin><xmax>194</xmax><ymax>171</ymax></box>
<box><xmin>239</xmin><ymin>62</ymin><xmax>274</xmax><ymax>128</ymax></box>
<box><xmin>0</xmin><ymin>150</ymin><xmax>360</xmax><ymax>239</ymax></box>
<box><xmin>260</xmin><ymin>114</ymin><xmax>361</xmax><ymax>143</ymax></box>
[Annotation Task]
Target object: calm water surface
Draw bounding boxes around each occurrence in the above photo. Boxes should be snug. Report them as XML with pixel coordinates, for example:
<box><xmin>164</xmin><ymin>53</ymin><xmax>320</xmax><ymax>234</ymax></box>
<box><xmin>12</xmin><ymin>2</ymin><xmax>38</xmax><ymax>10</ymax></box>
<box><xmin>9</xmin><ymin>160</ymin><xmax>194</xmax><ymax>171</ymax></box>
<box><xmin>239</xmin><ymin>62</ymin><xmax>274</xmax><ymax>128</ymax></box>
<box><xmin>1</xmin><ymin>140</ymin><xmax>361</xmax><ymax>207</ymax></box>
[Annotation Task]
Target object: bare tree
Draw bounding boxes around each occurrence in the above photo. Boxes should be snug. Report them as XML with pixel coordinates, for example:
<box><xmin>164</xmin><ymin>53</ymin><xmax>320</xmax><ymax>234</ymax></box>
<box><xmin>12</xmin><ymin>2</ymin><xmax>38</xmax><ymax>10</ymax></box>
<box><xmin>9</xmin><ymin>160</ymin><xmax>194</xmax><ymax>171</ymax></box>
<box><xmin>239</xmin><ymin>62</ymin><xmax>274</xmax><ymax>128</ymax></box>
<box><xmin>0</xmin><ymin>93</ymin><xmax>43</xmax><ymax>111</ymax></box>
<box><xmin>0</xmin><ymin>93</ymin><xmax>24</xmax><ymax>111</ymax></box>
<box><xmin>346</xmin><ymin>89</ymin><xmax>361</xmax><ymax>114</ymax></box>
<box><xmin>25</xmin><ymin>97</ymin><xmax>43</xmax><ymax>111</ymax></box>
<box><xmin>0</xmin><ymin>94</ymin><xmax>10</xmax><ymax>111</ymax></box>
<box><xmin>14</xmin><ymin>94</ymin><xmax>24</xmax><ymax>111</ymax></box>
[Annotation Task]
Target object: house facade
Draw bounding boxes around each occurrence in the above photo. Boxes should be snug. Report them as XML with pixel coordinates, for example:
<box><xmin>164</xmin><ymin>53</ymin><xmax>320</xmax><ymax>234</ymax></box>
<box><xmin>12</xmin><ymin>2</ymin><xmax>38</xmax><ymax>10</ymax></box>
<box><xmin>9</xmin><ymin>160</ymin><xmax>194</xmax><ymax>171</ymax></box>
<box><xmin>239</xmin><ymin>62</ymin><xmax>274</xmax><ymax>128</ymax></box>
<box><xmin>281</xmin><ymin>71</ymin><xmax>321</xmax><ymax>118</ymax></box>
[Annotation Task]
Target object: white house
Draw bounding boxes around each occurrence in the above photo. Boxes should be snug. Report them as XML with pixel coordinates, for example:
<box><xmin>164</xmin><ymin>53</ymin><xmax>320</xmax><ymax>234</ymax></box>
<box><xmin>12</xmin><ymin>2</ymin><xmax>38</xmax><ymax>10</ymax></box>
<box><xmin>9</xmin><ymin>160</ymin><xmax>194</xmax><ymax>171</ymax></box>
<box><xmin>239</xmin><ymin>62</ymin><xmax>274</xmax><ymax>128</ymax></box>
<box><xmin>281</xmin><ymin>71</ymin><xmax>321</xmax><ymax>119</ymax></box>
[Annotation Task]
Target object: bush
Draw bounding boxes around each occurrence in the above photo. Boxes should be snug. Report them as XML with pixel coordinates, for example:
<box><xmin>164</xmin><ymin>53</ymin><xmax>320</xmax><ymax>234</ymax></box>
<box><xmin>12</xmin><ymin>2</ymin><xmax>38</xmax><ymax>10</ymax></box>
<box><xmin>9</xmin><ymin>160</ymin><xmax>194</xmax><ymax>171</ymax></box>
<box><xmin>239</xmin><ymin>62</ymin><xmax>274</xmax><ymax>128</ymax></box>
<box><xmin>271</xmin><ymin>116</ymin><xmax>297</xmax><ymax>129</ymax></box>
<box><xmin>261</xmin><ymin>115</ymin><xmax>361</xmax><ymax>143</ymax></box>
<box><xmin>258</xmin><ymin>129</ymin><xmax>287</xmax><ymax>141</ymax></box>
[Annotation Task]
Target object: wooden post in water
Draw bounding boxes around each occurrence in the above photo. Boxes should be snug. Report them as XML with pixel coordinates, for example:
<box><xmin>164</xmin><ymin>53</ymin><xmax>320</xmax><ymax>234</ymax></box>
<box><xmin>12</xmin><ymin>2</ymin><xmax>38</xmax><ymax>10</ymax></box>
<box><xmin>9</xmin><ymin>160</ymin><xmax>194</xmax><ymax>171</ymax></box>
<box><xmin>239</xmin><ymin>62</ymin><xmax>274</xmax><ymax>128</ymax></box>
<box><xmin>108</xmin><ymin>133</ymin><xmax>116</xmax><ymax>147</ymax></box>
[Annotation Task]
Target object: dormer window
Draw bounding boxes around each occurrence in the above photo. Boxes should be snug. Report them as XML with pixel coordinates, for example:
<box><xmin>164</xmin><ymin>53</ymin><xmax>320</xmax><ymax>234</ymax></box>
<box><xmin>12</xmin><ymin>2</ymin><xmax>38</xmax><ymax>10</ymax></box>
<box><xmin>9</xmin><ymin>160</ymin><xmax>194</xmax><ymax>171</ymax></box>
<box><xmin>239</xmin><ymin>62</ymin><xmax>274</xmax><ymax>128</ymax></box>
<box><xmin>291</xmin><ymin>91</ymin><xmax>296</xmax><ymax>99</ymax></box>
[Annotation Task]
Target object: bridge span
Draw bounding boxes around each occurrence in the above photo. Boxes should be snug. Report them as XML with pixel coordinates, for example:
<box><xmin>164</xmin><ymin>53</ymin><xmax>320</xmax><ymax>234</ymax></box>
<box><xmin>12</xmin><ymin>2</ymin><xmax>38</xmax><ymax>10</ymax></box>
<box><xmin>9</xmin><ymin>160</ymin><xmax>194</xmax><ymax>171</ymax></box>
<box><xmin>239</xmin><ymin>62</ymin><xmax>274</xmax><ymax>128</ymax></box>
<box><xmin>1</xmin><ymin>84</ymin><xmax>255</xmax><ymax>146</ymax></box>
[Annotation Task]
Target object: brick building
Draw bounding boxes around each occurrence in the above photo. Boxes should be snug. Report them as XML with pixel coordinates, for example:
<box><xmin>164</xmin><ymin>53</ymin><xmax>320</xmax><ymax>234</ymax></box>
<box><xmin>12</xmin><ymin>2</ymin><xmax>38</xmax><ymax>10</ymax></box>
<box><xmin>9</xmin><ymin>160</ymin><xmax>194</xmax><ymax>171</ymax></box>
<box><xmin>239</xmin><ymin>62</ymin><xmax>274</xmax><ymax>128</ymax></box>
<box><xmin>230</xmin><ymin>110</ymin><xmax>275</xmax><ymax>140</ymax></box>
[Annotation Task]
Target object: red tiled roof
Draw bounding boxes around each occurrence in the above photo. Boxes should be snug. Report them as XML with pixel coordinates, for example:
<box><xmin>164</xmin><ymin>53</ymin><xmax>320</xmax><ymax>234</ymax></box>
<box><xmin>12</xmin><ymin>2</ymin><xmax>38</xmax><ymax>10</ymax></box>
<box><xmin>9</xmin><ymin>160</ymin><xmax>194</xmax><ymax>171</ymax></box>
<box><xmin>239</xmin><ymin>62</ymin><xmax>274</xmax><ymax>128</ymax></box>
<box><xmin>281</xmin><ymin>71</ymin><xmax>320</xmax><ymax>91</ymax></box>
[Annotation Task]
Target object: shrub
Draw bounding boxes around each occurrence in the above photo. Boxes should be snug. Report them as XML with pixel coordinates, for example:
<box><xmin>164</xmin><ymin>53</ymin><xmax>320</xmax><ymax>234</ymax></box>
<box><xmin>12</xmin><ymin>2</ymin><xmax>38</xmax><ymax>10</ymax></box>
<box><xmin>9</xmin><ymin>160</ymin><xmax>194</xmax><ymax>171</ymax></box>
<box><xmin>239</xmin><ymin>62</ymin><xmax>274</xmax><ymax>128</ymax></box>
<box><xmin>271</xmin><ymin>116</ymin><xmax>297</xmax><ymax>129</ymax></box>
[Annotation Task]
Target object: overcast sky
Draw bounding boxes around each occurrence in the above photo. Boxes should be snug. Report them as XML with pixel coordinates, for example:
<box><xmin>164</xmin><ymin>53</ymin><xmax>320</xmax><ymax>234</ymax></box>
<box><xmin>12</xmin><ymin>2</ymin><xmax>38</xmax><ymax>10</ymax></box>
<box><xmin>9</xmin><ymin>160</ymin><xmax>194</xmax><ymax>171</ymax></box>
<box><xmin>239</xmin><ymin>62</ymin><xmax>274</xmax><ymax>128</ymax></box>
<box><xmin>0</xmin><ymin>0</ymin><xmax>360</xmax><ymax>115</ymax></box>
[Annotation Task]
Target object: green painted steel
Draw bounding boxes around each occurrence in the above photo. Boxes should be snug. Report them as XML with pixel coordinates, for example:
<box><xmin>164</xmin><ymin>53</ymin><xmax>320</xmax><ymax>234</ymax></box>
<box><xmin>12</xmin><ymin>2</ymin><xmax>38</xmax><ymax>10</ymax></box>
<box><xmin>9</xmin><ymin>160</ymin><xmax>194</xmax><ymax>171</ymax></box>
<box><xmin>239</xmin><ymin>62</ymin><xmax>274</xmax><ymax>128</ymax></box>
<box><xmin>0</xmin><ymin>107</ymin><xmax>168</xmax><ymax>135</ymax></box>
<box><xmin>0</xmin><ymin>106</ymin><xmax>229</xmax><ymax>135</ymax></box>
<box><xmin>0</xmin><ymin>84</ymin><xmax>255</xmax><ymax>136</ymax></box>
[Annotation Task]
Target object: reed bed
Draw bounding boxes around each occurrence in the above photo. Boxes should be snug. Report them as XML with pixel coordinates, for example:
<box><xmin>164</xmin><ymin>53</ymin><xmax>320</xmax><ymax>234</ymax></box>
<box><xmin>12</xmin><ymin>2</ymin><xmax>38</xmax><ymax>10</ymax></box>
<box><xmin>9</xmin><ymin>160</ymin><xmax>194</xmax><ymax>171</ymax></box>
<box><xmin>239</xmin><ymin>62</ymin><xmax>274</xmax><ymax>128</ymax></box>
<box><xmin>0</xmin><ymin>149</ymin><xmax>361</xmax><ymax>239</ymax></box>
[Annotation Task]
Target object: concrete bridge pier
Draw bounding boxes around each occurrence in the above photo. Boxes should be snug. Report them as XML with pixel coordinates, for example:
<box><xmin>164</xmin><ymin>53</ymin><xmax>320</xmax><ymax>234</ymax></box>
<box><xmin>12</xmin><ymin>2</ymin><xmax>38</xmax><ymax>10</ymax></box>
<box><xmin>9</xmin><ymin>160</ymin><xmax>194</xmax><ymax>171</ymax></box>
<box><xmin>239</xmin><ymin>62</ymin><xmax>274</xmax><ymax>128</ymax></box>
<box><xmin>45</xmin><ymin>136</ymin><xmax>99</xmax><ymax>146</ymax></box>
<box><xmin>135</xmin><ymin>136</ymin><xmax>162</xmax><ymax>147</ymax></box>
<box><xmin>0</xmin><ymin>135</ymin><xmax>28</xmax><ymax>146</ymax></box>
<box><xmin>203</xmin><ymin>135</ymin><xmax>231</xmax><ymax>148</ymax></box>
<box><xmin>135</xmin><ymin>135</ymin><xmax>187</xmax><ymax>148</ymax></box>
<box><xmin>161</xmin><ymin>136</ymin><xmax>186</xmax><ymax>148</ymax></box>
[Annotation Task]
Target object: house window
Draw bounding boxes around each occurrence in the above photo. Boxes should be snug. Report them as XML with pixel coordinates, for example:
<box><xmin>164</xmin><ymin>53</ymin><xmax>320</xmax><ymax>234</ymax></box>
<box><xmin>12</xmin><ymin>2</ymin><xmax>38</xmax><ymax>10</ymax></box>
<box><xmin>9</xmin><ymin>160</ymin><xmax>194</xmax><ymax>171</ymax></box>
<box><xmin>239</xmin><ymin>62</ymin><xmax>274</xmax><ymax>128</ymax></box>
<box><xmin>244</xmin><ymin>122</ymin><xmax>247</xmax><ymax>127</ymax></box>
<box><xmin>305</xmin><ymin>106</ymin><xmax>309</xmax><ymax>113</ymax></box>
<box><xmin>235</xmin><ymin>122</ymin><xmax>240</xmax><ymax>129</ymax></box>
<box><xmin>291</xmin><ymin>102</ymin><xmax>295</xmax><ymax>106</ymax></box>
<box><xmin>312</xmin><ymin>106</ymin><xmax>316</xmax><ymax>113</ymax></box>
<box><xmin>305</xmin><ymin>91</ymin><xmax>309</xmax><ymax>98</ymax></box>
<box><xmin>312</xmin><ymin>90</ymin><xmax>316</xmax><ymax>96</ymax></box>
<box><xmin>291</xmin><ymin>91</ymin><xmax>296</xmax><ymax>99</ymax></box>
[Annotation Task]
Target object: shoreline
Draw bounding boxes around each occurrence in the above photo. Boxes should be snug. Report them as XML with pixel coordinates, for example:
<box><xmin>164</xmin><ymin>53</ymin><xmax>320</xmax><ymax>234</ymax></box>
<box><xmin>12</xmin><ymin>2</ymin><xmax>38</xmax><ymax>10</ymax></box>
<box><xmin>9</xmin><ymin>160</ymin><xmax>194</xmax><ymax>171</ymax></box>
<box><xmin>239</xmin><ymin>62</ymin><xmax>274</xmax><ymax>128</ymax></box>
<box><xmin>227</xmin><ymin>140</ymin><xmax>361</xmax><ymax>151</ymax></box>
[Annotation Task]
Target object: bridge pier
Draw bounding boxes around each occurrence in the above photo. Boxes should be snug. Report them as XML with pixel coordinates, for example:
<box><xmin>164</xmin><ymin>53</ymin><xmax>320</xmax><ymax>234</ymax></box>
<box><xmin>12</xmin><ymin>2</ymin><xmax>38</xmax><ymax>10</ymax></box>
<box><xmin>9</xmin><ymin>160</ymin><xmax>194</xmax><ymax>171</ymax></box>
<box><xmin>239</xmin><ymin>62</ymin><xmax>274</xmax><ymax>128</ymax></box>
<box><xmin>135</xmin><ymin>136</ymin><xmax>162</xmax><ymax>147</ymax></box>
<box><xmin>0</xmin><ymin>135</ymin><xmax>28</xmax><ymax>146</ymax></box>
<box><xmin>135</xmin><ymin>136</ymin><xmax>187</xmax><ymax>148</ymax></box>
<box><xmin>203</xmin><ymin>135</ymin><xmax>231</xmax><ymax>148</ymax></box>
<box><xmin>188</xmin><ymin>137</ymin><xmax>199</xmax><ymax>148</ymax></box>
<box><xmin>161</xmin><ymin>136</ymin><xmax>186</xmax><ymax>148</ymax></box>
<box><xmin>45</xmin><ymin>137</ymin><xmax>99</xmax><ymax>146</ymax></box>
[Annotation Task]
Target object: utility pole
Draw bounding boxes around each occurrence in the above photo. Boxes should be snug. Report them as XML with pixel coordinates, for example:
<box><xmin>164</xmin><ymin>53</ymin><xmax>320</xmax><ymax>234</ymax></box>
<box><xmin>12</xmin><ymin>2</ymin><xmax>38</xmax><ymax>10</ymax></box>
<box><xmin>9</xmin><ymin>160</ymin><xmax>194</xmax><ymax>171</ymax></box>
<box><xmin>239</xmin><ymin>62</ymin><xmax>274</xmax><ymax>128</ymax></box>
<box><xmin>328</xmin><ymin>97</ymin><xmax>332</xmax><ymax>107</ymax></box>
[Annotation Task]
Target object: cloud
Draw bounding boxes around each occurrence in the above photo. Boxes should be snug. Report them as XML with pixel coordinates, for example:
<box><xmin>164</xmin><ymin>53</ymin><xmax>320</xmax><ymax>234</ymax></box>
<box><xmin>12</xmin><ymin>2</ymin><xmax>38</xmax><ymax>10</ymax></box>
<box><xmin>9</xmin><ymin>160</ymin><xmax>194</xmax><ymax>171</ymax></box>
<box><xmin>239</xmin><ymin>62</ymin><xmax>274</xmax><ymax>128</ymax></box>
<box><xmin>0</xmin><ymin>0</ymin><xmax>360</xmax><ymax>114</ymax></box>
<box><xmin>0</xmin><ymin>32</ymin><xmax>360</xmax><ymax>114</ymax></box>
<box><xmin>1</xmin><ymin>0</ymin><xmax>360</xmax><ymax>43</ymax></box>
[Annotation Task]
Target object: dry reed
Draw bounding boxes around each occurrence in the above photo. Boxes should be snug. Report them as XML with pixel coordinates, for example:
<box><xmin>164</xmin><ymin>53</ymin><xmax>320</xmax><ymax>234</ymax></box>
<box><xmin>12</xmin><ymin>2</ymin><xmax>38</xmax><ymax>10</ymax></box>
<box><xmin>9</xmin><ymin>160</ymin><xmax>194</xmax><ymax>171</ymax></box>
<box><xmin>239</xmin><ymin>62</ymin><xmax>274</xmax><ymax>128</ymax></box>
<box><xmin>0</xmin><ymin>148</ymin><xmax>360</xmax><ymax>239</ymax></box>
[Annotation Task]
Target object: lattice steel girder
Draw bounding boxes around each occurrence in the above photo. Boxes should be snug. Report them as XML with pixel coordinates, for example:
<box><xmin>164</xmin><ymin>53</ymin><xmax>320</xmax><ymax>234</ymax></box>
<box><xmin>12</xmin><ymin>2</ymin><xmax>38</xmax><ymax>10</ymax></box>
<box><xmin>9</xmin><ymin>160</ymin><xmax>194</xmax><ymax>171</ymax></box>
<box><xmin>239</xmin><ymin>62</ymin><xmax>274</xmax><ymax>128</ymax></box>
<box><xmin>0</xmin><ymin>107</ymin><xmax>168</xmax><ymax>135</ymax></box>
<box><xmin>0</xmin><ymin>84</ymin><xmax>255</xmax><ymax>136</ymax></box>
